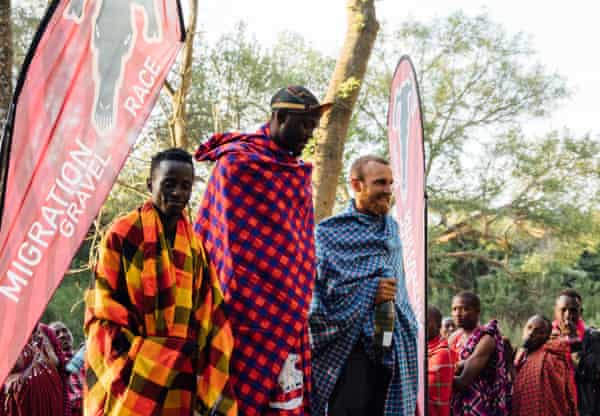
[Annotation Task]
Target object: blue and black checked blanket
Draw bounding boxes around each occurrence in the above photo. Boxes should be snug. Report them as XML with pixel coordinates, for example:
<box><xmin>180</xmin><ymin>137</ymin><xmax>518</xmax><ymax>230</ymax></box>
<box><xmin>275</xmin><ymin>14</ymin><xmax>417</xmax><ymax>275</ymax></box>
<box><xmin>309</xmin><ymin>201</ymin><xmax>418</xmax><ymax>416</ymax></box>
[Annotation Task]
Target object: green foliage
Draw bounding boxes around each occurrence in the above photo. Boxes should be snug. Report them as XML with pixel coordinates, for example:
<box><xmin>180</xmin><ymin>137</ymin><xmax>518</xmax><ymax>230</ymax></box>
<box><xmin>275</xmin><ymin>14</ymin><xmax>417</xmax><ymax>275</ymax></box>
<box><xmin>337</xmin><ymin>77</ymin><xmax>361</xmax><ymax>99</ymax></box>
<box><xmin>179</xmin><ymin>26</ymin><xmax>334</xmax><ymax>140</ymax></box>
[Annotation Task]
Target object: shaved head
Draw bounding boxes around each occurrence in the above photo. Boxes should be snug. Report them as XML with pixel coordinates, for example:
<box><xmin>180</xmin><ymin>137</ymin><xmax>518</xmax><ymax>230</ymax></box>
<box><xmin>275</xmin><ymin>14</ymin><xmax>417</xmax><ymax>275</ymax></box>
<box><xmin>452</xmin><ymin>291</ymin><xmax>481</xmax><ymax>331</ymax></box>
<box><xmin>522</xmin><ymin>314</ymin><xmax>551</xmax><ymax>351</ymax></box>
<box><xmin>454</xmin><ymin>291</ymin><xmax>481</xmax><ymax>311</ymax></box>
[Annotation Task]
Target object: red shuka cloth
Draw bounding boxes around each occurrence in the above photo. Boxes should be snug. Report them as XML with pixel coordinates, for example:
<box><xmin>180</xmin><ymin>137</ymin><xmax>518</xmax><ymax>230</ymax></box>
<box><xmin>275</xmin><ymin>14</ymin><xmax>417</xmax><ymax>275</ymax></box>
<box><xmin>512</xmin><ymin>339</ymin><xmax>578</xmax><ymax>416</ymax></box>
<box><xmin>427</xmin><ymin>336</ymin><xmax>454</xmax><ymax>416</ymax></box>
<box><xmin>0</xmin><ymin>338</ymin><xmax>65</xmax><ymax>416</ymax></box>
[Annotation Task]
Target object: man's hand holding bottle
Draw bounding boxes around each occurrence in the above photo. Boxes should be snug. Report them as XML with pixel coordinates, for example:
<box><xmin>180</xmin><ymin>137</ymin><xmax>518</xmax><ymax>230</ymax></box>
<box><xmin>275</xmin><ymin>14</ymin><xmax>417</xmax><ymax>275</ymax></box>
<box><xmin>375</xmin><ymin>277</ymin><xmax>397</xmax><ymax>305</ymax></box>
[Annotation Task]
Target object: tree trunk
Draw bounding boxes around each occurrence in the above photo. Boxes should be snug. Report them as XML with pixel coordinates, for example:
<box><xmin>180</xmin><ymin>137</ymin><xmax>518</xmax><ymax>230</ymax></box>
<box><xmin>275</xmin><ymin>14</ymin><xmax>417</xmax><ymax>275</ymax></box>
<box><xmin>0</xmin><ymin>0</ymin><xmax>12</xmax><ymax>131</ymax></box>
<box><xmin>312</xmin><ymin>0</ymin><xmax>379</xmax><ymax>222</ymax></box>
<box><xmin>166</xmin><ymin>0</ymin><xmax>197</xmax><ymax>149</ymax></box>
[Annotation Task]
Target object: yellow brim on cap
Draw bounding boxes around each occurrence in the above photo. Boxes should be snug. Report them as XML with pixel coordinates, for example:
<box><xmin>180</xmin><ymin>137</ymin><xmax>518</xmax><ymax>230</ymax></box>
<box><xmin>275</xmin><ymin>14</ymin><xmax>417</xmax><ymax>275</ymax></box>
<box><xmin>272</xmin><ymin>102</ymin><xmax>333</xmax><ymax>114</ymax></box>
<box><xmin>272</xmin><ymin>103</ymin><xmax>308</xmax><ymax>111</ymax></box>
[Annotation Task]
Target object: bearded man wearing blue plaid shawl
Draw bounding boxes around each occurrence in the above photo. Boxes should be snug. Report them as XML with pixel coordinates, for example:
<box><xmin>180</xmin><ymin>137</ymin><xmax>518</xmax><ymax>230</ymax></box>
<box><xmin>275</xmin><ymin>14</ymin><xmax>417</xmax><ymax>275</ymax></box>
<box><xmin>309</xmin><ymin>155</ymin><xmax>419</xmax><ymax>416</ymax></box>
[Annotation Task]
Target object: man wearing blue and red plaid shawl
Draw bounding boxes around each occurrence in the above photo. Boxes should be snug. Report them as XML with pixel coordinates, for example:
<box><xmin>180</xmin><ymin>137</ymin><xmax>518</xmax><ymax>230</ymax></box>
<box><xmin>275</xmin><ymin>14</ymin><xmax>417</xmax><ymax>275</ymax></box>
<box><xmin>194</xmin><ymin>86</ymin><xmax>332</xmax><ymax>415</ymax></box>
<box><xmin>309</xmin><ymin>155</ymin><xmax>419</xmax><ymax>416</ymax></box>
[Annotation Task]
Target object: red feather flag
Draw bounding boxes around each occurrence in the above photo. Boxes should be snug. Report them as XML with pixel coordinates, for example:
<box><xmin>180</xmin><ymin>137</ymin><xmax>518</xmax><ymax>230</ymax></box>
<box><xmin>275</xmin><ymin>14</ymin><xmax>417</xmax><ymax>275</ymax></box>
<box><xmin>388</xmin><ymin>55</ymin><xmax>427</xmax><ymax>415</ymax></box>
<box><xmin>0</xmin><ymin>0</ymin><xmax>184</xmax><ymax>384</ymax></box>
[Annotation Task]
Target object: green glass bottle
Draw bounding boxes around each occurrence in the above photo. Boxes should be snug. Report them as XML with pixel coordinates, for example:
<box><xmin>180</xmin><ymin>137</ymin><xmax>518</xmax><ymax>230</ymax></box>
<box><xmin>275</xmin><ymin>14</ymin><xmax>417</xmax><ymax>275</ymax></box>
<box><xmin>374</xmin><ymin>300</ymin><xmax>395</xmax><ymax>351</ymax></box>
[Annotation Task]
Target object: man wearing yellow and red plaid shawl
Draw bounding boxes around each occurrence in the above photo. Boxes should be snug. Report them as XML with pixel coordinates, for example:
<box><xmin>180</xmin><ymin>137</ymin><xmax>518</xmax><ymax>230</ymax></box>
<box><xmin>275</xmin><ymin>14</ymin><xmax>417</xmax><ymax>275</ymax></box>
<box><xmin>84</xmin><ymin>149</ymin><xmax>237</xmax><ymax>416</ymax></box>
<box><xmin>194</xmin><ymin>86</ymin><xmax>331</xmax><ymax>415</ymax></box>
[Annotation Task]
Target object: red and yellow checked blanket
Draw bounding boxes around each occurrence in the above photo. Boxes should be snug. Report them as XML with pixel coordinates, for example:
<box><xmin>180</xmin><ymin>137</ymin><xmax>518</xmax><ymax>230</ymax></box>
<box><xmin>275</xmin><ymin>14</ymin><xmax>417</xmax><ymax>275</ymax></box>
<box><xmin>85</xmin><ymin>201</ymin><xmax>236</xmax><ymax>415</ymax></box>
<box><xmin>194</xmin><ymin>124</ymin><xmax>315</xmax><ymax>415</ymax></box>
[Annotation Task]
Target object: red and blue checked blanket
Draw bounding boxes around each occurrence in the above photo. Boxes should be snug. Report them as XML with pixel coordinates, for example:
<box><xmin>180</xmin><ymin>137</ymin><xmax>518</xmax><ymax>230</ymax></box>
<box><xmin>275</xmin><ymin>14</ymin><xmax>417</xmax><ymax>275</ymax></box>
<box><xmin>194</xmin><ymin>124</ymin><xmax>316</xmax><ymax>415</ymax></box>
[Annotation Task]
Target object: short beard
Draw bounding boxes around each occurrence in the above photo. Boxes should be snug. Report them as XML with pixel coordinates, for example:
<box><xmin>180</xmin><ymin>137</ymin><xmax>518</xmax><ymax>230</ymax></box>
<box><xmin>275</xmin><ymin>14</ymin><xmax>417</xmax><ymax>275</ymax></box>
<box><xmin>356</xmin><ymin>199</ymin><xmax>388</xmax><ymax>216</ymax></box>
<box><xmin>367</xmin><ymin>194</ymin><xmax>392</xmax><ymax>216</ymax></box>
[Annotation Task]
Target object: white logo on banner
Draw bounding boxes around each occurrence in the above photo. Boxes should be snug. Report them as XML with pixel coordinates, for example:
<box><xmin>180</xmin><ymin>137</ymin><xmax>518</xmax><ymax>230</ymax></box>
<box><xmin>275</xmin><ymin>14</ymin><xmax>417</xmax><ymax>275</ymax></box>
<box><xmin>64</xmin><ymin>0</ymin><xmax>163</xmax><ymax>134</ymax></box>
<box><xmin>392</xmin><ymin>77</ymin><xmax>417</xmax><ymax>202</ymax></box>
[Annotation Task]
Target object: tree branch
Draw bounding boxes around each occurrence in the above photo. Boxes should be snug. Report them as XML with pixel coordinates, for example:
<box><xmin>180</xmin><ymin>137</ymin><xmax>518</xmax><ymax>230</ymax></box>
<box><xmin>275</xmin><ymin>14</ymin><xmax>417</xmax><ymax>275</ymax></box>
<box><xmin>433</xmin><ymin>251</ymin><xmax>513</xmax><ymax>275</ymax></box>
<box><xmin>163</xmin><ymin>79</ymin><xmax>175</xmax><ymax>97</ymax></box>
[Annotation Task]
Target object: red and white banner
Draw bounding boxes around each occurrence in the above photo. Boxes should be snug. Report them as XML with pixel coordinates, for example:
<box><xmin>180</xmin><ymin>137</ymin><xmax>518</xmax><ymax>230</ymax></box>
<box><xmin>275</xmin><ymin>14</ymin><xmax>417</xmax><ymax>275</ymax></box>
<box><xmin>388</xmin><ymin>55</ymin><xmax>427</xmax><ymax>414</ymax></box>
<box><xmin>0</xmin><ymin>0</ymin><xmax>184</xmax><ymax>384</ymax></box>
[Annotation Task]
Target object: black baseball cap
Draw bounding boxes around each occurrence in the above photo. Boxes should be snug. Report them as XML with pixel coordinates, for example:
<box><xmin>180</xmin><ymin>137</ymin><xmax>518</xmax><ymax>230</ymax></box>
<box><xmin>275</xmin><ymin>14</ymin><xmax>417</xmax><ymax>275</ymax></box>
<box><xmin>270</xmin><ymin>86</ymin><xmax>333</xmax><ymax>114</ymax></box>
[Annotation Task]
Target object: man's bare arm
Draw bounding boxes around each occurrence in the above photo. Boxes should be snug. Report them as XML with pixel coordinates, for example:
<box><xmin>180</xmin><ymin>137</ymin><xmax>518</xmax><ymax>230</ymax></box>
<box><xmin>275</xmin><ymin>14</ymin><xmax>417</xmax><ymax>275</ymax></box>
<box><xmin>454</xmin><ymin>334</ymin><xmax>495</xmax><ymax>391</ymax></box>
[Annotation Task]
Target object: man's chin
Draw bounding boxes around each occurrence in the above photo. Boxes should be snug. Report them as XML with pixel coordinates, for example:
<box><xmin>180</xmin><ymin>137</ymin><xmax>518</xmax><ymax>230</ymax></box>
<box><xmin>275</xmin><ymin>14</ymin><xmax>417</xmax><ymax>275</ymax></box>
<box><xmin>523</xmin><ymin>339</ymin><xmax>544</xmax><ymax>351</ymax></box>
<box><xmin>561</xmin><ymin>319</ymin><xmax>577</xmax><ymax>328</ymax></box>
<box><xmin>373</xmin><ymin>204</ymin><xmax>391</xmax><ymax>216</ymax></box>
<box><xmin>458</xmin><ymin>322</ymin><xmax>475</xmax><ymax>330</ymax></box>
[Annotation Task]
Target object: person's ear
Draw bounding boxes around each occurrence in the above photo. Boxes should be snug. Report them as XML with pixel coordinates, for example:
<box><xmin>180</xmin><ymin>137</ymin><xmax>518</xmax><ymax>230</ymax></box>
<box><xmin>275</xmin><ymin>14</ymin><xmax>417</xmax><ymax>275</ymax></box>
<box><xmin>146</xmin><ymin>177</ymin><xmax>152</xmax><ymax>193</ymax></box>
<box><xmin>350</xmin><ymin>177</ymin><xmax>362</xmax><ymax>193</ymax></box>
